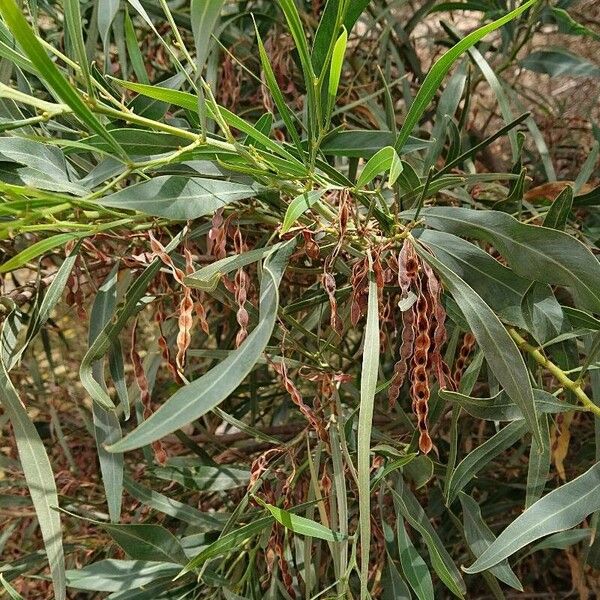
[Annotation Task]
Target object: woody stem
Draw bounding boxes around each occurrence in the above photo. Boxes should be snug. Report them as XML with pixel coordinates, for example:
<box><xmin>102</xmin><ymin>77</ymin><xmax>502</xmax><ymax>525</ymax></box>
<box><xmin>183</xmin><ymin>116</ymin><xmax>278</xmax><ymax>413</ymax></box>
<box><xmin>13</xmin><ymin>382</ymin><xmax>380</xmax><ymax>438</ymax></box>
<box><xmin>508</xmin><ymin>328</ymin><xmax>600</xmax><ymax>417</ymax></box>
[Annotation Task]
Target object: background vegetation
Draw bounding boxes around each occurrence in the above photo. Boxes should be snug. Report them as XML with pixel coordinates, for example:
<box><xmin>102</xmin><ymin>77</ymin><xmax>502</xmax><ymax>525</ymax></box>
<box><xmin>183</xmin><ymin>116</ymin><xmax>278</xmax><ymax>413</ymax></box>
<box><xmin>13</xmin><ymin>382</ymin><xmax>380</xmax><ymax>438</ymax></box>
<box><xmin>0</xmin><ymin>0</ymin><xmax>600</xmax><ymax>598</ymax></box>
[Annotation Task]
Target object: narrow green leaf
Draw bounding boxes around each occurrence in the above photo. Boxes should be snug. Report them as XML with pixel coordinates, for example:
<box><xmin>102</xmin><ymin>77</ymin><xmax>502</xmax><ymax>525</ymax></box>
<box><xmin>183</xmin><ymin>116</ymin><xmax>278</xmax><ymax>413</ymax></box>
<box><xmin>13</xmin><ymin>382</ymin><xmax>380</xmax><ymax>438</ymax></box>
<box><xmin>0</xmin><ymin>575</ymin><xmax>25</xmax><ymax>600</ymax></box>
<box><xmin>358</xmin><ymin>255</ymin><xmax>380</xmax><ymax>599</ymax></box>
<box><xmin>191</xmin><ymin>0</ymin><xmax>225</xmax><ymax>73</ymax></box>
<box><xmin>416</xmin><ymin>229</ymin><xmax>529</xmax><ymax>328</ymax></box>
<box><xmin>254</xmin><ymin>24</ymin><xmax>303</xmax><ymax>153</ymax></box>
<box><xmin>327</xmin><ymin>26</ymin><xmax>347</xmax><ymax>104</ymax></box>
<box><xmin>103</xmin><ymin>523</ymin><xmax>188</xmax><ymax>565</ymax></box>
<box><xmin>357</xmin><ymin>146</ymin><xmax>403</xmax><ymax>188</ymax></box>
<box><xmin>65</xmin><ymin>560</ymin><xmax>181</xmax><ymax>593</ymax></box>
<box><xmin>0</xmin><ymin>233</ymin><xmax>84</xmax><ymax>274</ymax></box>
<box><xmin>458</xmin><ymin>493</ymin><xmax>523</xmax><ymax>590</ymax></box>
<box><xmin>394</xmin><ymin>0</ymin><xmax>539</xmax><ymax>152</ymax></box>
<box><xmin>124</xmin><ymin>476</ymin><xmax>227</xmax><ymax>530</ymax></box>
<box><xmin>97</xmin><ymin>176</ymin><xmax>260</xmax><ymax>220</ymax></box>
<box><xmin>254</xmin><ymin>496</ymin><xmax>345</xmax><ymax>542</ymax></box>
<box><xmin>392</xmin><ymin>478</ymin><xmax>466</xmax><ymax>598</ymax></box>
<box><xmin>543</xmin><ymin>186</ymin><xmax>573</xmax><ymax>231</ymax></box>
<box><xmin>181</xmin><ymin>516</ymin><xmax>274</xmax><ymax>573</ymax></box>
<box><xmin>396</xmin><ymin>518</ymin><xmax>434</xmax><ymax>600</ymax></box>
<box><xmin>465</xmin><ymin>462</ymin><xmax>600</xmax><ymax>573</ymax></box>
<box><xmin>521</xmin><ymin>48</ymin><xmax>600</xmax><ymax>77</ymax></box>
<box><xmin>107</xmin><ymin>239</ymin><xmax>295</xmax><ymax>452</ymax></box>
<box><xmin>526</xmin><ymin>415</ymin><xmax>551</xmax><ymax>508</ymax></box>
<box><xmin>439</xmin><ymin>388</ymin><xmax>575</xmax><ymax>422</ymax></box>
<box><xmin>323</xmin><ymin>130</ymin><xmax>430</xmax><ymax>158</ymax></box>
<box><xmin>447</xmin><ymin>421</ymin><xmax>527</xmax><ymax>504</ymax></box>
<box><xmin>0</xmin><ymin>299</ymin><xmax>65</xmax><ymax>600</ymax></box>
<box><xmin>89</xmin><ymin>264</ymin><xmax>124</xmax><ymax>523</ymax></box>
<box><xmin>415</xmin><ymin>242</ymin><xmax>541</xmax><ymax>446</ymax></box>
<box><xmin>150</xmin><ymin>464</ymin><xmax>250</xmax><ymax>491</ymax></box>
<box><xmin>281</xmin><ymin>190</ymin><xmax>326</xmax><ymax>234</ymax></box>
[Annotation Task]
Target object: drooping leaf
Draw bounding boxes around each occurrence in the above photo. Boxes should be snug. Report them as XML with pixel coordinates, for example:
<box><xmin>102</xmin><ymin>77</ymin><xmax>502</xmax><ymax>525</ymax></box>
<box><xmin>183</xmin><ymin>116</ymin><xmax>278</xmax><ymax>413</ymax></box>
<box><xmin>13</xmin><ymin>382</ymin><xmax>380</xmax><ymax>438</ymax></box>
<box><xmin>446</xmin><ymin>421</ymin><xmax>528</xmax><ymax>504</ymax></box>
<box><xmin>521</xmin><ymin>48</ymin><xmax>600</xmax><ymax>77</ymax></box>
<box><xmin>0</xmin><ymin>299</ymin><xmax>65</xmax><ymax>600</ymax></box>
<box><xmin>89</xmin><ymin>264</ymin><xmax>124</xmax><ymax>523</ymax></box>
<box><xmin>458</xmin><ymin>493</ymin><xmax>523</xmax><ymax>590</ymax></box>
<box><xmin>412</xmin><ymin>207</ymin><xmax>600</xmax><ymax>315</ymax></box>
<box><xmin>465</xmin><ymin>462</ymin><xmax>600</xmax><ymax>573</ymax></box>
<box><xmin>396</xmin><ymin>518</ymin><xmax>434</xmax><ymax>600</ymax></box>
<box><xmin>392</xmin><ymin>478</ymin><xmax>466</xmax><ymax>598</ymax></box>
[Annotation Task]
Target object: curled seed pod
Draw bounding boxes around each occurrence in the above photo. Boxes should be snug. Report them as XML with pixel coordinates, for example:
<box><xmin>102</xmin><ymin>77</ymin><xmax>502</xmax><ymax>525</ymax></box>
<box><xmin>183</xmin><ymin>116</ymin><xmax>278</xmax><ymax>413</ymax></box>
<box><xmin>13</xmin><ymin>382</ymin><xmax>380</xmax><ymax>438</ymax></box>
<box><xmin>208</xmin><ymin>208</ymin><xmax>227</xmax><ymax>260</ymax></box>
<box><xmin>323</xmin><ymin>267</ymin><xmax>343</xmax><ymax>336</ymax></box>
<box><xmin>373</xmin><ymin>248</ymin><xmax>384</xmax><ymax>290</ymax></box>
<box><xmin>453</xmin><ymin>332</ymin><xmax>477</xmax><ymax>387</ymax></box>
<box><xmin>233</xmin><ymin>249</ymin><xmax>250</xmax><ymax>348</ymax></box>
<box><xmin>176</xmin><ymin>287</ymin><xmax>194</xmax><ymax>372</ymax></box>
<box><xmin>398</xmin><ymin>241</ymin><xmax>419</xmax><ymax>294</ymax></box>
<box><xmin>148</xmin><ymin>232</ymin><xmax>185</xmax><ymax>285</ymax></box>
<box><xmin>272</xmin><ymin>360</ymin><xmax>328</xmax><ymax>442</ymax></box>
<box><xmin>301</xmin><ymin>230</ymin><xmax>320</xmax><ymax>260</ymax></box>
<box><xmin>410</xmin><ymin>278</ymin><xmax>433</xmax><ymax>454</ymax></box>
<box><xmin>131</xmin><ymin>321</ymin><xmax>167</xmax><ymax>464</ymax></box>
<box><xmin>422</xmin><ymin>261</ymin><xmax>453</xmax><ymax>390</ymax></box>
<box><xmin>183</xmin><ymin>247</ymin><xmax>209</xmax><ymax>336</ymax></box>
<box><xmin>388</xmin><ymin>304</ymin><xmax>416</xmax><ymax>408</ymax></box>
<box><xmin>350</xmin><ymin>257</ymin><xmax>369</xmax><ymax>326</ymax></box>
<box><xmin>154</xmin><ymin>306</ymin><xmax>181</xmax><ymax>384</ymax></box>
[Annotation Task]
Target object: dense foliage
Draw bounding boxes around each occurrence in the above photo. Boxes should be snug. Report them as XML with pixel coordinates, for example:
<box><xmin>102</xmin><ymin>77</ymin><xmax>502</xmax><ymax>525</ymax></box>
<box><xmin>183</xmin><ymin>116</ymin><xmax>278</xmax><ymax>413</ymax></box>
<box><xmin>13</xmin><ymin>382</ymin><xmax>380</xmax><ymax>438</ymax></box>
<box><xmin>1</xmin><ymin>0</ymin><xmax>600</xmax><ymax>598</ymax></box>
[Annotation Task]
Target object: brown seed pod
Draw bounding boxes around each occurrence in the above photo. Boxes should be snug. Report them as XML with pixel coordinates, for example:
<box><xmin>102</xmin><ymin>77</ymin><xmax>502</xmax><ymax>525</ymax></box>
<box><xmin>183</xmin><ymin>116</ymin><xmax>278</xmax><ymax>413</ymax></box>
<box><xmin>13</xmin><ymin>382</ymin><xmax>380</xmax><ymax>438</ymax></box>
<box><xmin>422</xmin><ymin>260</ymin><xmax>453</xmax><ymax>390</ymax></box>
<box><xmin>131</xmin><ymin>321</ymin><xmax>167</xmax><ymax>465</ymax></box>
<box><xmin>410</xmin><ymin>278</ymin><xmax>434</xmax><ymax>454</ymax></box>
<box><xmin>350</xmin><ymin>257</ymin><xmax>369</xmax><ymax>326</ymax></box>
<box><xmin>388</xmin><ymin>304</ymin><xmax>416</xmax><ymax>408</ymax></box>
<box><xmin>323</xmin><ymin>266</ymin><xmax>343</xmax><ymax>336</ymax></box>
<box><xmin>272</xmin><ymin>360</ymin><xmax>328</xmax><ymax>443</ymax></box>
<box><xmin>453</xmin><ymin>332</ymin><xmax>477</xmax><ymax>387</ymax></box>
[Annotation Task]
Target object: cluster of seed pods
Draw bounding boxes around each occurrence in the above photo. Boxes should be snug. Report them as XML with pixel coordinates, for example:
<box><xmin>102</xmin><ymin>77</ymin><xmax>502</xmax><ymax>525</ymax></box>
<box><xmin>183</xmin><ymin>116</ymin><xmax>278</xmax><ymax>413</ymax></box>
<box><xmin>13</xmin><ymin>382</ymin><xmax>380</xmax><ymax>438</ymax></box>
<box><xmin>148</xmin><ymin>232</ymin><xmax>194</xmax><ymax>373</ymax></box>
<box><xmin>388</xmin><ymin>241</ymin><xmax>452</xmax><ymax>454</ymax></box>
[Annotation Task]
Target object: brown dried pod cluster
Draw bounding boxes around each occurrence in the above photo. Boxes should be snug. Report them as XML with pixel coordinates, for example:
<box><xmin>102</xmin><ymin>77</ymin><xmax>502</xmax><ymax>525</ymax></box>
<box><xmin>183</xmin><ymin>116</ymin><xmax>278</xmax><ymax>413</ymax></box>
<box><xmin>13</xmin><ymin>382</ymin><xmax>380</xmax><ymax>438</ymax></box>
<box><xmin>148</xmin><ymin>232</ymin><xmax>194</xmax><ymax>373</ymax></box>
<box><xmin>388</xmin><ymin>241</ymin><xmax>452</xmax><ymax>454</ymax></box>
